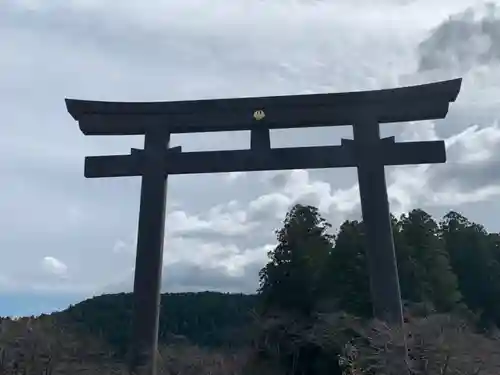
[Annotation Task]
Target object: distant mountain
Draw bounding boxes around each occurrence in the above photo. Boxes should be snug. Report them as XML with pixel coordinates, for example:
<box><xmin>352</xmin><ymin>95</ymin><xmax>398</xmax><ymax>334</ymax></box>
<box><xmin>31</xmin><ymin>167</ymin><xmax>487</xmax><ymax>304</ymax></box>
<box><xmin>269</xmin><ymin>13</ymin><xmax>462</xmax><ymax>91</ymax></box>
<box><xmin>54</xmin><ymin>291</ymin><xmax>258</xmax><ymax>358</ymax></box>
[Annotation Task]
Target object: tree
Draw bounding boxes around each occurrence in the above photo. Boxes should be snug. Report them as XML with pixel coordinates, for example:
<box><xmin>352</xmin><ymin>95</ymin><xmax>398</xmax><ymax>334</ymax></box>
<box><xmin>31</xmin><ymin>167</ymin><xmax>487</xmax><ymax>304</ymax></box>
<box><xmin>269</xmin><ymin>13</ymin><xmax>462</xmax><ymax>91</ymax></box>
<box><xmin>258</xmin><ymin>204</ymin><xmax>333</xmax><ymax>316</ymax></box>
<box><xmin>324</xmin><ymin>220</ymin><xmax>372</xmax><ymax>317</ymax></box>
<box><xmin>440</xmin><ymin>211</ymin><xmax>500</xmax><ymax>326</ymax></box>
<box><xmin>488</xmin><ymin>232</ymin><xmax>500</xmax><ymax>263</ymax></box>
<box><xmin>399</xmin><ymin>209</ymin><xmax>461</xmax><ymax>311</ymax></box>
<box><xmin>391</xmin><ymin>214</ymin><xmax>422</xmax><ymax>305</ymax></box>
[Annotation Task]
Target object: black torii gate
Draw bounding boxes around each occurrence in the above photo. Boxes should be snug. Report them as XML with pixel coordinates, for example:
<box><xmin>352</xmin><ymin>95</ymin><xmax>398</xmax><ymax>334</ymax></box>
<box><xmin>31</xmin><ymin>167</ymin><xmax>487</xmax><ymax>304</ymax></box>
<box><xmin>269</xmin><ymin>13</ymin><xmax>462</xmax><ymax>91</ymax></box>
<box><xmin>66</xmin><ymin>77</ymin><xmax>462</xmax><ymax>375</ymax></box>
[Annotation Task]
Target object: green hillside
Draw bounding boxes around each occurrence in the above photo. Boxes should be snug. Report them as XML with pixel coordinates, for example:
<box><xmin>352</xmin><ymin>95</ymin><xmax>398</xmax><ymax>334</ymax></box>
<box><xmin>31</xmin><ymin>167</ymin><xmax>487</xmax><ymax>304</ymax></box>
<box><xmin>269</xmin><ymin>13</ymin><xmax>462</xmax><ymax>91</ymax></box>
<box><xmin>56</xmin><ymin>291</ymin><xmax>258</xmax><ymax>357</ymax></box>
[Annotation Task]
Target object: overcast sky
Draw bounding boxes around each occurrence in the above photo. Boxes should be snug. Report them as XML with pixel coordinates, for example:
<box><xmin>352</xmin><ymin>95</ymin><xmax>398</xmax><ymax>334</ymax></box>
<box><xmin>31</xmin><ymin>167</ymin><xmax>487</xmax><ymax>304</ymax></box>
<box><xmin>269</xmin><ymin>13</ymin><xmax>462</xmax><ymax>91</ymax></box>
<box><xmin>1</xmin><ymin>0</ymin><xmax>500</xmax><ymax>316</ymax></box>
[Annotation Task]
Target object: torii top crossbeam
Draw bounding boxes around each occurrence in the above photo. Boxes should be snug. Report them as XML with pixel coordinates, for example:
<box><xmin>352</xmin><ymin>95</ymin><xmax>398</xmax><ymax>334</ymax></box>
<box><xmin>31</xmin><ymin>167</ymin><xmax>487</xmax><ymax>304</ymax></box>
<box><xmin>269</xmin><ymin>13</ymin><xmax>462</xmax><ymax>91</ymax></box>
<box><xmin>65</xmin><ymin>78</ymin><xmax>461</xmax><ymax>136</ymax></box>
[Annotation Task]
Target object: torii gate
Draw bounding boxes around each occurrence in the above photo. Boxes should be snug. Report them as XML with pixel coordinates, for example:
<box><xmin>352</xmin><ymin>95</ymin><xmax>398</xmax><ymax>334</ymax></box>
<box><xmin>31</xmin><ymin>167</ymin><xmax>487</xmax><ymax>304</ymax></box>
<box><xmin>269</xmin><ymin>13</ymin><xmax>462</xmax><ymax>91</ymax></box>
<box><xmin>66</xmin><ymin>77</ymin><xmax>461</xmax><ymax>375</ymax></box>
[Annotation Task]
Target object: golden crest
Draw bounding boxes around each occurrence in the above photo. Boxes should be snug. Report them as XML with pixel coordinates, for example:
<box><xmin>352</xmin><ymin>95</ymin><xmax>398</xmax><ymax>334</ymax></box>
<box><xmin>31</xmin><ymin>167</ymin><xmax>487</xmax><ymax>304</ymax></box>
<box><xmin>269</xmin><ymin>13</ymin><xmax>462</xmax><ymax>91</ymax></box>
<box><xmin>253</xmin><ymin>109</ymin><xmax>265</xmax><ymax>121</ymax></box>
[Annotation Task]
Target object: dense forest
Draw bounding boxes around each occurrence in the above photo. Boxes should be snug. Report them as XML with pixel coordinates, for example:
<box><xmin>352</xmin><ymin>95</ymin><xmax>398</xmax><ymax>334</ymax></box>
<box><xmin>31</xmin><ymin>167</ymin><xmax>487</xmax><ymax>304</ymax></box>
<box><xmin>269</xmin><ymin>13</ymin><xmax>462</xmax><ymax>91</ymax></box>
<box><xmin>259</xmin><ymin>206</ymin><xmax>500</xmax><ymax>323</ymax></box>
<box><xmin>57</xmin><ymin>292</ymin><xmax>257</xmax><ymax>356</ymax></box>
<box><xmin>4</xmin><ymin>204</ymin><xmax>500</xmax><ymax>374</ymax></box>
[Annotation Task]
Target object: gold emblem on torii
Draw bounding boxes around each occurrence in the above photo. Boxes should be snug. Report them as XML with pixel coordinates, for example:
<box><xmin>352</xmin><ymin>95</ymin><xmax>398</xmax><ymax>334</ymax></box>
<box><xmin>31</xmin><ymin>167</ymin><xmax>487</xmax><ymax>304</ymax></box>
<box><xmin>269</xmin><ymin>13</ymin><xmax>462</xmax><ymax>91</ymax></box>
<box><xmin>253</xmin><ymin>109</ymin><xmax>265</xmax><ymax>121</ymax></box>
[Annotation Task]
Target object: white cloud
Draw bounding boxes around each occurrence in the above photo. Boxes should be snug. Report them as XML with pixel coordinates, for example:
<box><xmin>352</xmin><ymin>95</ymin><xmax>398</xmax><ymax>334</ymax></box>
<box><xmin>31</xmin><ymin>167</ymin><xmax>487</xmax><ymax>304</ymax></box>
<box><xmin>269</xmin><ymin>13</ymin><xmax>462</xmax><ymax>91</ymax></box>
<box><xmin>430</xmin><ymin>185</ymin><xmax>500</xmax><ymax>205</ymax></box>
<box><xmin>417</xmin><ymin>2</ymin><xmax>500</xmax><ymax>73</ymax></box>
<box><xmin>387</xmin><ymin>165</ymin><xmax>431</xmax><ymax>215</ymax></box>
<box><xmin>252</xmin><ymin>169</ymin><xmax>361</xmax><ymax>217</ymax></box>
<box><xmin>223</xmin><ymin>244</ymin><xmax>275</xmax><ymax>277</ymax></box>
<box><xmin>386</xmin><ymin>121</ymin><xmax>500</xmax><ymax>214</ymax></box>
<box><xmin>447</xmin><ymin>122</ymin><xmax>500</xmax><ymax>164</ymax></box>
<box><xmin>225</xmin><ymin>172</ymin><xmax>246</xmax><ymax>183</ymax></box>
<box><xmin>102</xmin><ymin>241</ymin><xmax>274</xmax><ymax>294</ymax></box>
<box><xmin>399</xmin><ymin>120</ymin><xmax>440</xmax><ymax>142</ymax></box>
<box><xmin>112</xmin><ymin>239</ymin><xmax>128</xmax><ymax>254</ymax></box>
<box><xmin>248</xmin><ymin>192</ymin><xmax>291</xmax><ymax>220</ymax></box>
<box><xmin>41</xmin><ymin>257</ymin><xmax>68</xmax><ymax>278</ymax></box>
<box><xmin>264</xmin><ymin>169</ymin><xmax>361</xmax><ymax>216</ymax></box>
<box><xmin>166</xmin><ymin>206</ymin><xmax>256</xmax><ymax>237</ymax></box>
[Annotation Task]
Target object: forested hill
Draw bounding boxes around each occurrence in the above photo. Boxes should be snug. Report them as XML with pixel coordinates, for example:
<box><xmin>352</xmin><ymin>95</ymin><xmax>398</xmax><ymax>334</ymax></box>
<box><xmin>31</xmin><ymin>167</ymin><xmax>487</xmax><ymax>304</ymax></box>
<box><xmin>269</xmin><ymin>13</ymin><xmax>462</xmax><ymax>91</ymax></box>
<box><xmin>52</xmin><ymin>208</ymin><xmax>500</xmax><ymax>359</ymax></box>
<box><xmin>55</xmin><ymin>291</ymin><xmax>258</xmax><ymax>356</ymax></box>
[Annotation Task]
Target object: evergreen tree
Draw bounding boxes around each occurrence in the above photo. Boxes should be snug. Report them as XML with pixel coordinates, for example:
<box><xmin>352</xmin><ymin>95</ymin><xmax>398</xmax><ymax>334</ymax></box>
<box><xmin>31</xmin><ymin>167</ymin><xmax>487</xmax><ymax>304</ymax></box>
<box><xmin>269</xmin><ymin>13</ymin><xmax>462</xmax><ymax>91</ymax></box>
<box><xmin>440</xmin><ymin>211</ymin><xmax>500</xmax><ymax>326</ymax></box>
<box><xmin>392</xmin><ymin>214</ymin><xmax>422</xmax><ymax>305</ymax></box>
<box><xmin>258</xmin><ymin>204</ymin><xmax>333</xmax><ymax>316</ymax></box>
<box><xmin>489</xmin><ymin>232</ymin><xmax>500</xmax><ymax>263</ymax></box>
<box><xmin>399</xmin><ymin>209</ymin><xmax>461</xmax><ymax>311</ymax></box>
<box><xmin>324</xmin><ymin>220</ymin><xmax>372</xmax><ymax>317</ymax></box>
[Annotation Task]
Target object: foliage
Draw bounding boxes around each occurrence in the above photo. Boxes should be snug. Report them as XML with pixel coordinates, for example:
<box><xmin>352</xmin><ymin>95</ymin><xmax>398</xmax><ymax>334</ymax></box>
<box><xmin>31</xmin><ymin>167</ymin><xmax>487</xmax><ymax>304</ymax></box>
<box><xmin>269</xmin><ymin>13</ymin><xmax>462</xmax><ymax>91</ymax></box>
<box><xmin>259</xmin><ymin>206</ymin><xmax>500</xmax><ymax>324</ymax></box>
<box><xmin>248</xmin><ymin>310</ymin><xmax>347</xmax><ymax>375</ymax></box>
<box><xmin>258</xmin><ymin>204</ymin><xmax>333</xmax><ymax>316</ymax></box>
<box><xmin>324</xmin><ymin>220</ymin><xmax>372</xmax><ymax>317</ymax></box>
<box><xmin>440</xmin><ymin>211</ymin><xmax>500</xmax><ymax>328</ymax></box>
<box><xmin>399</xmin><ymin>209</ymin><xmax>461</xmax><ymax>311</ymax></box>
<box><xmin>254</xmin><ymin>205</ymin><xmax>500</xmax><ymax>373</ymax></box>
<box><xmin>57</xmin><ymin>291</ymin><xmax>257</xmax><ymax>358</ymax></box>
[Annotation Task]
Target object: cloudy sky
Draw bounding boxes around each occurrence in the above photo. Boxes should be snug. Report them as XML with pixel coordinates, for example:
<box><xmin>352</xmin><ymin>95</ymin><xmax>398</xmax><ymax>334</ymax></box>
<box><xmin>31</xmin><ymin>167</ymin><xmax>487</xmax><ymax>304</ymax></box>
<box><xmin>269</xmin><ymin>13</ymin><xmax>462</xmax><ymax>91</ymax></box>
<box><xmin>1</xmin><ymin>0</ymin><xmax>500</xmax><ymax>316</ymax></box>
